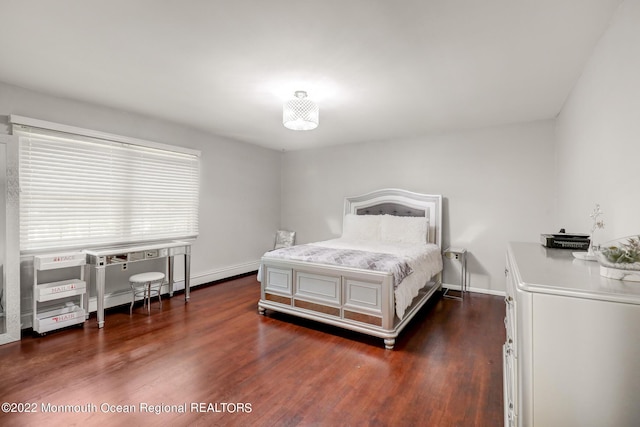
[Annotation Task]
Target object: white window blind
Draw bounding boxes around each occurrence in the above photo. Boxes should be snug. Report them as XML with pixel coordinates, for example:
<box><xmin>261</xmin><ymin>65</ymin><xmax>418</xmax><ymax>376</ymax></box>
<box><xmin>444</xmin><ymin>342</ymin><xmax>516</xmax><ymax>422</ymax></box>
<box><xmin>12</xmin><ymin>118</ymin><xmax>200</xmax><ymax>252</ymax></box>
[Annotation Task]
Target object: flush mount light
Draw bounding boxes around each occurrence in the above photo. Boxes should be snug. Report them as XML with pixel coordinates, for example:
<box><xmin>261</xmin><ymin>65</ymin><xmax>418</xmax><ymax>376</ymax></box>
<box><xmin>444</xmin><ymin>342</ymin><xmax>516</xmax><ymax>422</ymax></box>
<box><xmin>283</xmin><ymin>91</ymin><xmax>319</xmax><ymax>131</ymax></box>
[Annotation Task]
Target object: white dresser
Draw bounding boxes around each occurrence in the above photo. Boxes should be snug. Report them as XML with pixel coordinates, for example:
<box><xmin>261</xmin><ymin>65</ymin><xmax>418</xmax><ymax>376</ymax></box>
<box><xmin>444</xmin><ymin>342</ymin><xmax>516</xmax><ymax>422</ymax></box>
<box><xmin>504</xmin><ymin>242</ymin><xmax>640</xmax><ymax>427</ymax></box>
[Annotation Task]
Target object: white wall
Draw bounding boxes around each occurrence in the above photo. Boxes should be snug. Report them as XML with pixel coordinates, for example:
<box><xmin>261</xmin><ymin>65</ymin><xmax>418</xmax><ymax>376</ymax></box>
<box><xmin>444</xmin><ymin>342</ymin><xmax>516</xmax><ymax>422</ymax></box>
<box><xmin>0</xmin><ymin>82</ymin><xmax>281</xmax><ymax>325</ymax></box>
<box><xmin>555</xmin><ymin>0</ymin><xmax>640</xmax><ymax>245</ymax></box>
<box><xmin>281</xmin><ymin>121</ymin><xmax>556</xmax><ymax>293</ymax></box>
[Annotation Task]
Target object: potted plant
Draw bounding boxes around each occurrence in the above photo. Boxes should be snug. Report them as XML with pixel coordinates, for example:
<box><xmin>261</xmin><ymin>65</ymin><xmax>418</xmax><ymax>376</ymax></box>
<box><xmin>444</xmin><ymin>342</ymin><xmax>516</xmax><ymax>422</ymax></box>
<box><xmin>597</xmin><ymin>235</ymin><xmax>640</xmax><ymax>282</ymax></box>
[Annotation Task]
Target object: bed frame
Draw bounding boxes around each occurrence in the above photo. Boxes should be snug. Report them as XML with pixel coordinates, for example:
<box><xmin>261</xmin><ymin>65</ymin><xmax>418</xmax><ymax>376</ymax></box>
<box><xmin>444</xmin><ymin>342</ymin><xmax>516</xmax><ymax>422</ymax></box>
<box><xmin>258</xmin><ymin>189</ymin><xmax>443</xmax><ymax>349</ymax></box>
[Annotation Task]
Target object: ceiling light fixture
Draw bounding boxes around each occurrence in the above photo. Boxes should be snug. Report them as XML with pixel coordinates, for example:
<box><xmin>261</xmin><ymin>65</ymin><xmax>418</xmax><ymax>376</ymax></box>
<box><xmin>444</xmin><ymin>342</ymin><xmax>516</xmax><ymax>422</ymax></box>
<box><xmin>283</xmin><ymin>91</ymin><xmax>319</xmax><ymax>131</ymax></box>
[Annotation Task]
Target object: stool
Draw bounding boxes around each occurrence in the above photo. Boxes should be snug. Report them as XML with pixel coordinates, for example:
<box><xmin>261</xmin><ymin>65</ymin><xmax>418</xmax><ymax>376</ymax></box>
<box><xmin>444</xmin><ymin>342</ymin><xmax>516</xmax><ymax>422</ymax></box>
<box><xmin>129</xmin><ymin>272</ymin><xmax>165</xmax><ymax>315</ymax></box>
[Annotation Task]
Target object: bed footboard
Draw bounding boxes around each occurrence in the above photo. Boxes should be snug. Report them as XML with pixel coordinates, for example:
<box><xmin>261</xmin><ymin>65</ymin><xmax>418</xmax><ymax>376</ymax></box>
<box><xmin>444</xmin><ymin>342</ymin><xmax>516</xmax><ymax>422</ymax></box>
<box><xmin>258</xmin><ymin>258</ymin><xmax>440</xmax><ymax>349</ymax></box>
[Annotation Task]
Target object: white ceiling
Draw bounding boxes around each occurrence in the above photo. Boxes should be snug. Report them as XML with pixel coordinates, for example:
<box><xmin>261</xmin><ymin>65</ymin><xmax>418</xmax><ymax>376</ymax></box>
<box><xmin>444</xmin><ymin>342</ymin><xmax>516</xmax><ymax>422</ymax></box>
<box><xmin>0</xmin><ymin>0</ymin><xmax>622</xmax><ymax>151</ymax></box>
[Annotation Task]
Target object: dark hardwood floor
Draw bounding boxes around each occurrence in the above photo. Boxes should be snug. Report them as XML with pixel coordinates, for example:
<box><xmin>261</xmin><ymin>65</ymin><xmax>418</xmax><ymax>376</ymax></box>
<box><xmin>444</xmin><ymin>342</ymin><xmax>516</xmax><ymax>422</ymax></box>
<box><xmin>0</xmin><ymin>274</ymin><xmax>505</xmax><ymax>427</ymax></box>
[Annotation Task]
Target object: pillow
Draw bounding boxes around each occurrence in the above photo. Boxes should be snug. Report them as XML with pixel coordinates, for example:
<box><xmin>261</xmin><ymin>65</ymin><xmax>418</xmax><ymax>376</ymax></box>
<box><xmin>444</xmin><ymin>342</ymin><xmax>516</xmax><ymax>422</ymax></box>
<box><xmin>380</xmin><ymin>215</ymin><xmax>429</xmax><ymax>244</ymax></box>
<box><xmin>274</xmin><ymin>230</ymin><xmax>296</xmax><ymax>249</ymax></box>
<box><xmin>341</xmin><ymin>214</ymin><xmax>381</xmax><ymax>241</ymax></box>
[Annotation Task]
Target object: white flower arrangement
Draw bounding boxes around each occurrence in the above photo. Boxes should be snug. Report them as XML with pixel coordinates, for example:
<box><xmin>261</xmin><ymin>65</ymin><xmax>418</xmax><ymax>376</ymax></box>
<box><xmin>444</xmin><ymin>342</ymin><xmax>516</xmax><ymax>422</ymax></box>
<box><xmin>590</xmin><ymin>204</ymin><xmax>605</xmax><ymax>234</ymax></box>
<box><xmin>588</xmin><ymin>204</ymin><xmax>604</xmax><ymax>256</ymax></box>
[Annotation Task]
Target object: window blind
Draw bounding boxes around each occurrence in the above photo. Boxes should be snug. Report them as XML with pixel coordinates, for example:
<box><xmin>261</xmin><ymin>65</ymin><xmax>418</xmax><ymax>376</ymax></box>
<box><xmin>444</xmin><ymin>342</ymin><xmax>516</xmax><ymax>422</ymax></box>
<box><xmin>12</xmin><ymin>121</ymin><xmax>200</xmax><ymax>252</ymax></box>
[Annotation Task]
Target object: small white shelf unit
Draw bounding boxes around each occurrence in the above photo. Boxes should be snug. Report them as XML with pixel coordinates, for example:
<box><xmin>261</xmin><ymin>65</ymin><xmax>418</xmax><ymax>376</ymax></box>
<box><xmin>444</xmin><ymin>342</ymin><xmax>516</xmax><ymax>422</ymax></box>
<box><xmin>33</xmin><ymin>252</ymin><xmax>87</xmax><ymax>334</ymax></box>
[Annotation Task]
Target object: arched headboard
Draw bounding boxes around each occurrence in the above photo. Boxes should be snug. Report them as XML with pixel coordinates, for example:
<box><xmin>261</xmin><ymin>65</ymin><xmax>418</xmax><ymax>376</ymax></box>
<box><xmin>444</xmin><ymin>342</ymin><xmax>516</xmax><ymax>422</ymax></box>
<box><xmin>343</xmin><ymin>188</ymin><xmax>442</xmax><ymax>248</ymax></box>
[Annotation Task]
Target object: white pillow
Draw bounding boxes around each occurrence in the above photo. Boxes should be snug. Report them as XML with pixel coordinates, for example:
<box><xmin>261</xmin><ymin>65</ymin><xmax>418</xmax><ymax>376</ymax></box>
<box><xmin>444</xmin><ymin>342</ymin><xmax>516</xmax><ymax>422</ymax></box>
<box><xmin>341</xmin><ymin>214</ymin><xmax>381</xmax><ymax>241</ymax></box>
<box><xmin>380</xmin><ymin>215</ymin><xmax>429</xmax><ymax>244</ymax></box>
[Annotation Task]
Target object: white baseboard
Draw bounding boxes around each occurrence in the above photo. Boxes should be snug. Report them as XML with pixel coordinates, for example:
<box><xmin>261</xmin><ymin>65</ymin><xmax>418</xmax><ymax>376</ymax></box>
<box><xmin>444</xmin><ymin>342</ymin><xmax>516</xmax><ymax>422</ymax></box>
<box><xmin>442</xmin><ymin>283</ymin><xmax>506</xmax><ymax>297</ymax></box>
<box><xmin>171</xmin><ymin>260</ymin><xmax>260</xmax><ymax>292</ymax></box>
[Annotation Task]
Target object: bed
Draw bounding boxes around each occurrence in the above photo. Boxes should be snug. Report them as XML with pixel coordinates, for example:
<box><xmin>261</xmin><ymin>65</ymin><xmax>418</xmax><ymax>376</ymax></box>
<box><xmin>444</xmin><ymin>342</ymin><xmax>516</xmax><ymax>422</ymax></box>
<box><xmin>258</xmin><ymin>188</ymin><xmax>443</xmax><ymax>349</ymax></box>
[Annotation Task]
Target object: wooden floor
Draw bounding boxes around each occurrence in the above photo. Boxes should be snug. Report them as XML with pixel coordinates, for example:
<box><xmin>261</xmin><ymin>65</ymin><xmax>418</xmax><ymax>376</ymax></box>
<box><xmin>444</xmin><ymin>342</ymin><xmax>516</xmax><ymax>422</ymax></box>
<box><xmin>0</xmin><ymin>274</ymin><xmax>505</xmax><ymax>427</ymax></box>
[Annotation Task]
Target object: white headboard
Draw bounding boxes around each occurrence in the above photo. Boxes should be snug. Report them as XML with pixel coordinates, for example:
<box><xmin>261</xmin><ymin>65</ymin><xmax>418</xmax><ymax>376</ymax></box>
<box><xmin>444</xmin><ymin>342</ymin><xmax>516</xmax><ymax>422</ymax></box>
<box><xmin>344</xmin><ymin>188</ymin><xmax>442</xmax><ymax>248</ymax></box>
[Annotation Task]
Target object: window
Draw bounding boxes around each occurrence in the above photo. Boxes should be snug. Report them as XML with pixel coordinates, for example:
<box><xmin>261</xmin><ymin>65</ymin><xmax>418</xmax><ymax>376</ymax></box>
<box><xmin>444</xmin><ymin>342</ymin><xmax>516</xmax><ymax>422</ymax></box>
<box><xmin>11</xmin><ymin>116</ymin><xmax>200</xmax><ymax>252</ymax></box>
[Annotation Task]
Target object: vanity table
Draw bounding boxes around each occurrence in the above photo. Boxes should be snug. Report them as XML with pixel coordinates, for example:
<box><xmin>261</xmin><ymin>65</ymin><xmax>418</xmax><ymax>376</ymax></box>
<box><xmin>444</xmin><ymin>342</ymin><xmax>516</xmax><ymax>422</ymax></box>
<box><xmin>504</xmin><ymin>242</ymin><xmax>640</xmax><ymax>427</ymax></box>
<box><xmin>84</xmin><ymin>240</ymin><xmax>191</xmax><ymax>328</ymax></box>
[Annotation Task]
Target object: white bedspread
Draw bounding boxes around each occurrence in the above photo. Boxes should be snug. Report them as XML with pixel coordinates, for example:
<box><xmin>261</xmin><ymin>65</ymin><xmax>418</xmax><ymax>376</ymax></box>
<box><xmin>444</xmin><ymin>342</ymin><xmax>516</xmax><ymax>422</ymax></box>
<box><xmin>298</xmin><ymin>238</ymin><xmax>442</xmax><ymax>319</ymax></box>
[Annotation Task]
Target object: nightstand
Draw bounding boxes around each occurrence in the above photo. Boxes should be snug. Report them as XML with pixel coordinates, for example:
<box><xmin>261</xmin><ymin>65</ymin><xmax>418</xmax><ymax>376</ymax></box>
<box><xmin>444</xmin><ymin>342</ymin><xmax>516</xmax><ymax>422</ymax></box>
<box><xmin>443</xmin><ymin>247</ymin><xmax>468</xmax><ymax>300</ymax></box>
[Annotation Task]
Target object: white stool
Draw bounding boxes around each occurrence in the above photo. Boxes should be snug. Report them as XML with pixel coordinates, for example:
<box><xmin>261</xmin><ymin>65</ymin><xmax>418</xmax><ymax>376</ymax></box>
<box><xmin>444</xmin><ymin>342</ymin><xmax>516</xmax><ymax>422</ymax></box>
<box><xmin>129</xmin><ymin>272</ymin><xmax>165</xmax><ymax>315</ymax></box>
